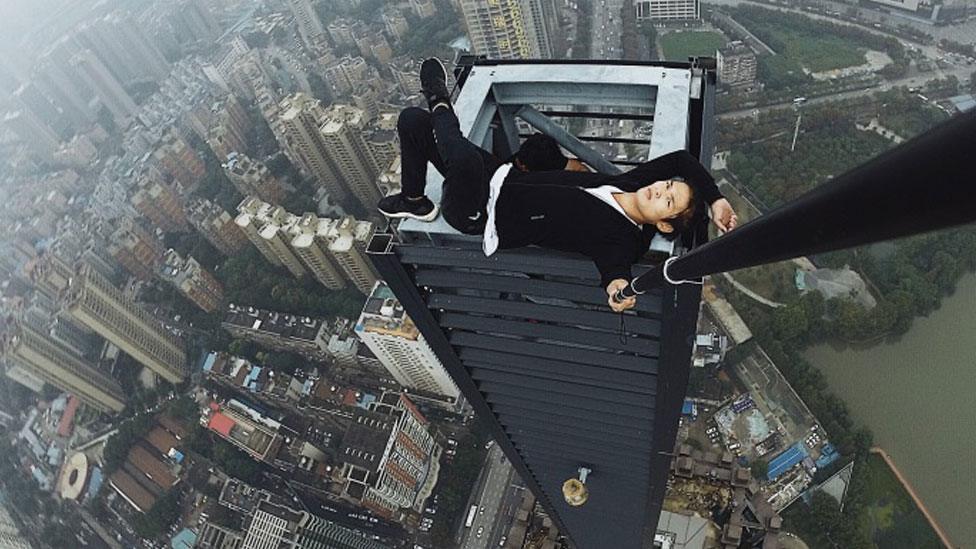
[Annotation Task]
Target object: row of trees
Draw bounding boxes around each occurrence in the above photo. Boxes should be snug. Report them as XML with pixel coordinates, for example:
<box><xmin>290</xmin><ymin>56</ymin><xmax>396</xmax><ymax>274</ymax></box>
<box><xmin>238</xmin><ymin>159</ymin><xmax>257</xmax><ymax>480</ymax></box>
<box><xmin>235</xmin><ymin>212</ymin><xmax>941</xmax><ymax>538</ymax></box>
<box><xmin>428</xmin><ymin>420</ymin><xmax>492</xmax><ymax>548</ymax></box>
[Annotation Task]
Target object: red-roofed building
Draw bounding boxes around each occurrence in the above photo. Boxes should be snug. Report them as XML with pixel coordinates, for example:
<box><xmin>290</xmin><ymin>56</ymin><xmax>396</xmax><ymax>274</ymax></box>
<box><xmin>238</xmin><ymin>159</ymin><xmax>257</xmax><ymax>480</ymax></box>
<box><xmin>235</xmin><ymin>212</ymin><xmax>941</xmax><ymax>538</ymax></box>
<box><xmin>206</xmin><ymin>404</ymin><xmax>283</xmax><ymax>463</ymax></box>
<box><xmin>208</xmin><ymin>412</ymin><xmax>235</xmax><ymax>437</ymax></box>
<box><xmin>57</xmin><ymin>396</ymin><xmax>80</xmax><ymax>437</ymax></box>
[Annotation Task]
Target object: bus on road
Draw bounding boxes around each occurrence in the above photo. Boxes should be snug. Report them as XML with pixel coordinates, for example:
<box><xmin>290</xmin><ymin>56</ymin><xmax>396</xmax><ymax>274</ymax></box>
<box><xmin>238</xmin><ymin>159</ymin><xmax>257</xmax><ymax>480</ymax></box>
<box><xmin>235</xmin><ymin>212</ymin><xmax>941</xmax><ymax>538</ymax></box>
<box><xmin>464</xmin><ymin>505</ymin><xmax>478</xmax><ymax>528</ymax></box>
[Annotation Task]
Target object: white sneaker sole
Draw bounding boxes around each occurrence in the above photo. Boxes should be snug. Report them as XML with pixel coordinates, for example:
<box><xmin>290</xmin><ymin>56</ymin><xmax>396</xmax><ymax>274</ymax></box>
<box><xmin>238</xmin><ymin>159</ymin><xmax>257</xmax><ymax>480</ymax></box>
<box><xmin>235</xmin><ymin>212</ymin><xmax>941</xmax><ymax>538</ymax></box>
<box><xmin>379</xmin><ymin>204</ymin><xmax>440</xmax><ymax>222</ymax></box>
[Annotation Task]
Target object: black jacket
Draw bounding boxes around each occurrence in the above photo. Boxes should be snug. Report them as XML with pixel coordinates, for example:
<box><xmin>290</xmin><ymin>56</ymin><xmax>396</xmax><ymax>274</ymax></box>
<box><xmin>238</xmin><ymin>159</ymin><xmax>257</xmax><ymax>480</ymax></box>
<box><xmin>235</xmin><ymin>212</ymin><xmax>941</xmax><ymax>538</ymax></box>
<box><xmin>494</xmin><ymin>150</ymin><xmax>722</xmax><ymax>287</ymax></box>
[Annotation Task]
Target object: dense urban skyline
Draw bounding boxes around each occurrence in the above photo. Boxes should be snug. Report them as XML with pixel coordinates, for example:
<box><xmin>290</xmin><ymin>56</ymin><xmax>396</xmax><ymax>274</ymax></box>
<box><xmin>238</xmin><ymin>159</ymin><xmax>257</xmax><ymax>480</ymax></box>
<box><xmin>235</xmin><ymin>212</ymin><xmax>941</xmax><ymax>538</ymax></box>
<box><xmin>0</xmin><ymin>0</ymin><xmax>973</xmax><ymax>548</ymax></box>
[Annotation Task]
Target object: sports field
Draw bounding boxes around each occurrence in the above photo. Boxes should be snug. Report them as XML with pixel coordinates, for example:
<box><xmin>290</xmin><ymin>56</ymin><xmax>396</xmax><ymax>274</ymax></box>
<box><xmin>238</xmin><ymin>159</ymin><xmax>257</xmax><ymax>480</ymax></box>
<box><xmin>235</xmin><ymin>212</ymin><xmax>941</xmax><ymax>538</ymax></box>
<box><xmin>659</xmin><ymin>31</ymin><xmax>727</xmax><ymax>61</ymax></box>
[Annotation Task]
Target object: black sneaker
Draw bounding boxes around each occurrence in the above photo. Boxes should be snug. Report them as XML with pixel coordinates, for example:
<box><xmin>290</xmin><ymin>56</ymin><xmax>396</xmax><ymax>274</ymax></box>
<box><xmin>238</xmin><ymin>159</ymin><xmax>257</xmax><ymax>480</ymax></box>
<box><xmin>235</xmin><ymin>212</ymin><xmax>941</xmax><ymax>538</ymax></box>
<box><xmin>420</xmin><ymin>58</ymin><xmax>451</xmax><ymax>109</ymax></box>
<box><xmin>378</xmin><ymin>193</ymin><xmax>439</xmax><ymax>222</ymax></box>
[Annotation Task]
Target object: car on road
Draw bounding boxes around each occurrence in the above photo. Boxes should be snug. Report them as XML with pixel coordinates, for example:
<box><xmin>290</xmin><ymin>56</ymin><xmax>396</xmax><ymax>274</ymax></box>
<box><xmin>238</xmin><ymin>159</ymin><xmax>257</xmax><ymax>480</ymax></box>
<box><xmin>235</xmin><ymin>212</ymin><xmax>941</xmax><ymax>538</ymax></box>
<box><xmin>477</xmin><ymin>526</ymin><xmax>484</xmax><ymax>538</ymax></box>
<box><xmin>499</xmin><ymin>535</ymin><xmax>508</xmax><ymax>546</ymax></box>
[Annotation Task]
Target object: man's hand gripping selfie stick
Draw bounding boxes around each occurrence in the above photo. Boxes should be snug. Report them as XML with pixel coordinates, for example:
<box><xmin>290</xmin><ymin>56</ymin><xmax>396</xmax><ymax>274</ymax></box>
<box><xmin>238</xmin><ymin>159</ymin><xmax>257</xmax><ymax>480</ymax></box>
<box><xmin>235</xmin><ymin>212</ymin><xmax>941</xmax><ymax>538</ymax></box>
<box><xmin>612</xmin><ymin>110</ymin><xmax>976</xmax><ymax>304</ymax></box>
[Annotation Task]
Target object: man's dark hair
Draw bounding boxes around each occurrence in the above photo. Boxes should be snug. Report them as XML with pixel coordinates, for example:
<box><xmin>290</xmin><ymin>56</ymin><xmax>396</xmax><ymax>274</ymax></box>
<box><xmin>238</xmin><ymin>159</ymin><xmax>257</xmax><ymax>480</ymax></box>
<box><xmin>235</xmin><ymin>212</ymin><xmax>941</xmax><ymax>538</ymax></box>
<box><xmin>515</xmin><ymin>134</ymin><xmax>568</xmax><ymax>171</ymax></box>
<box><xmin>661</xmin><ymin>177</ymin><xmax>698</xmax><ymax>240</ymax></box>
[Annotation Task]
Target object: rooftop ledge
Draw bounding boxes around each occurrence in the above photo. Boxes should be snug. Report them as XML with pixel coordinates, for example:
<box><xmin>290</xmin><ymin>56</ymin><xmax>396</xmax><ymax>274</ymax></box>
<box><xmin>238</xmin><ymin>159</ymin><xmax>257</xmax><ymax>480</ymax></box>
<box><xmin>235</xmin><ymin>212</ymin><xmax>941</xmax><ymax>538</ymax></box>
<box><xmin>395</xmin><ymin>60</ymin><xmax>707</xmax><ymax>257</ymax></box>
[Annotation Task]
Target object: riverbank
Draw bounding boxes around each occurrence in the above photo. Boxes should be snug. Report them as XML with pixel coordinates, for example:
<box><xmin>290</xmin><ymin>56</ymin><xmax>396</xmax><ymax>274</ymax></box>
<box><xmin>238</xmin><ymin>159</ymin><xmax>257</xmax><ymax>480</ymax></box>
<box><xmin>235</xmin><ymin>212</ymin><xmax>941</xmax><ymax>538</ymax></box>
<box><xmin>870</xmin><ymin>447</ymin><xmax>953</xmax><ymax>548</ymax></box>
<box><xmin>805</xmin><ymin>273</ymin><xmax>976</xmax><ymax>548</ymax></box>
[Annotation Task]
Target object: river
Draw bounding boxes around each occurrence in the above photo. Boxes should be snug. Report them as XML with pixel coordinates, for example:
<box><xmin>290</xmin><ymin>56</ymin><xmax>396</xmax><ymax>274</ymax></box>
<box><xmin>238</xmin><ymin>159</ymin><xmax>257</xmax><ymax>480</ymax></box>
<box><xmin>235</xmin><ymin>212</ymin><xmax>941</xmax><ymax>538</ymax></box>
<box><xmin>805</xmin><ymin>272</ymin><xmax>976</xmax><ymax>548</ymax></box>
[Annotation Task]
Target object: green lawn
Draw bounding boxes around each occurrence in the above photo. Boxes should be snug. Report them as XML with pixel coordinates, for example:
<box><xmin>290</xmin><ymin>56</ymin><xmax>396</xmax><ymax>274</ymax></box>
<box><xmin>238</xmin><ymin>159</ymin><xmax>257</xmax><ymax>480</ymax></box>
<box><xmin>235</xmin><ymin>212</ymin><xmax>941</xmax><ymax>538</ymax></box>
<box><xmin>764</xmin><ymin>27</ymin><xmax>865</xmax><ymax>73</ymax></box>
<box><xmin>659</xmin><ymin>31</ymin><xmax>727</xmax><ymax>61</ymax></box>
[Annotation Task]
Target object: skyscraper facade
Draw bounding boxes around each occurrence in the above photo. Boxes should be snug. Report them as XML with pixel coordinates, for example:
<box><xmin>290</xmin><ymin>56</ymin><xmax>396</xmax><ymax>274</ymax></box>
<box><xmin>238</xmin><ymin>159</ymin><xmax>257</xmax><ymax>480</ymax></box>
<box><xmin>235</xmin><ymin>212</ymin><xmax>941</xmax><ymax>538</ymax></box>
<box><xmin>287</xmin><ymin>0</ymin><xmax>329</xmax><ymax>53</ymax></box>
<box><xmin>289</xmin><ymin>214</ymin><xmax>347</xmax><ymax>290</ymax></box>
<box><xmin>326</xmin><ymin>217</ymin><xmax>379</xmax><ymax>294</ymax></box>
<box><xmin>276</xmin><ymin>94</ymin><xmax>345</xmax><ymax>201</ymax></box>
<box><xmin>459</xmin><ymin>0</ymin><xmax>555</xmax><ymax>59</ymax></box>
<box><xmin>235</xmin><ymin>197</ymin><xmax>308</xmax><ymax>278</ymax></box>
<box><xmin>320</xmin><ymin>105</ymin><xmax>383</xmax><ymax>211</ymax></box>
<box><xmin>62</xmin><ymin>264</ymin><xmax>187</xmax><ymax>383</ymax></box>
<box><xmin>0</xmin><ymin>322</ymin><xmax>126</xmax><ymax>413</ymax></box>
<box><xmin>355</xmin><ymin>283</ymin><xmax>460</xmax><ymax>402</ymax></box>
<box><xmin>70</xmin><ymin>49</ymin><xmax>138</xmax><ymax>128</ymax></box>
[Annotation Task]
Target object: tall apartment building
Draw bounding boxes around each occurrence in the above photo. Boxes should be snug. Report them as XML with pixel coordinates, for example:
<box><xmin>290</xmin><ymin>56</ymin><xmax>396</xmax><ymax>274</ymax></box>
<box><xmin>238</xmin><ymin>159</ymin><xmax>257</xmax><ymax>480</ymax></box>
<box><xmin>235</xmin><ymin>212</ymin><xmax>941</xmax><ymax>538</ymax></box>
<box><xmin>635</xmin><ymin>0</ymin><xmax>700</xmax><ymax>21</ymax></box>
<box><xmin>276</xmin><ymin>94</ymin><xmax>345</xmax><ymax>201</ymax></box>
<box><xmin>235</xmin><ymin>197</ymin><xmax>308</xmax><ymax>277</ymax></box>
<box><xmin>151</xmin><ymin>131</ymin><xmax>206</xmax><ymax>193</ymax></box>
<box><xmin>188</xmin><ymin>198</ymin><xmax>249</xmax><ymax>256</ymax></box>
<box><xmin>159</xmin><ymin>250</ymin><xmax>225</xmax><ymax>313</ymax></box>
<box><xmin>287</xmin><ymin>0</ymin><xmax>329</xmax><ymax>53</ymax></box>
<box><xmin>130</xmin><ymin>175</ymin><xmax>190</xmax><ymax>233</ymax></box>
<box><xmin>70</xmin><ymin>49</ymin><xmax>138</xmax><ymax>128</ymax></box>
<box><xmin>327</xmin><ymin>216</ymin><xmax>379</xmax><ymax>294</ymax></box>
<box><xmin>168</xmin><ymin>0</ymin><xmax>221</xmax><ymax>46</ymax></box>
<box><xmin>32</xmin><ymin>57</ymin><xmax>97</xmax><ymax>128</ymax></box>
<box><xmin>61</xmin><ymin>264</ymin><xmax>187</xmax><ymax>383</ymax></box>
<box><xmin>0</xmin><ymin>322</ymin><xmax>126</xmax><ymax>413</ymax></box>
<box><xmin>236</xmin><ymin>197</ymin><xmax>378</xmax><ymax>291</ymax></box>
<box><xmin>409</xmin><ymin>0</ymin><xmax>438</xmax><ymax>19</ymax></box>
<box><xmin>223</xmin><ymin>152</ymin><xmax>288</xmax><ymax>204</ymax></box>
<box><xmin>2</xmin><ymin>109</ymin><xmax>61</xmax><ymax>158</ymax></box>
<box><xmin>206</xmin><ymin>95</ymin><xmax>251</xmax><ymax>162</ymax></box>
<box><xmin>459</xmin><ymin>0</ymin><xmax>554</xmax><ymax>59</ymax></box>
<box><xmin>76</xmin><ymin>14</ymin><xmax>170</xmax><ymax>84</ymax></box>
<box><xmin>320</xmin><ymin>105</ymin><xmax>383</xmax><ymax>211</ymax></box>
<box><xmin>242</xmin><ymin>500</ymin><xmax>390</xmax><ymax>549</ymax></box>
<box><xmin>11</xmin><ymin>82</ymin><xmax>70</xmax><ymax>138</ymax></box>
<box><xmin>106</xmin><ymin>217</ymin><xmax>164</xmax><ymax>281</ymax></box>
<box><xmin>717</xmin><ymin>41</ymin><xmax>758</xmax><ymax>91</ymax></box>
<box><xmin>340</xmin><ymin>393</ymin><xmax>441</xmax><ymax>519</ymax></box>
<box><xmin>289</xmin><ymin>214</ymin><xmax>346</xmax><ymax>290</ymax></box>
<box><xmin>355</xmin><ymin>283</ymin><xmax>460</xmax><ymax>403</ymax></box>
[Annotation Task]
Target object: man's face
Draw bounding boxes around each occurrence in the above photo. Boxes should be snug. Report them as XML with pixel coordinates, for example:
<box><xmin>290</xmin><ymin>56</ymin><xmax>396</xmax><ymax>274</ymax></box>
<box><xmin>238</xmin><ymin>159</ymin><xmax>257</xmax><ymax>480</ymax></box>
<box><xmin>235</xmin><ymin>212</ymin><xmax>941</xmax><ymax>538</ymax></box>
<box><xmin>636</xmin><ymin>179</ymin><xmax>693</xmax><ymax>228</ymax></box>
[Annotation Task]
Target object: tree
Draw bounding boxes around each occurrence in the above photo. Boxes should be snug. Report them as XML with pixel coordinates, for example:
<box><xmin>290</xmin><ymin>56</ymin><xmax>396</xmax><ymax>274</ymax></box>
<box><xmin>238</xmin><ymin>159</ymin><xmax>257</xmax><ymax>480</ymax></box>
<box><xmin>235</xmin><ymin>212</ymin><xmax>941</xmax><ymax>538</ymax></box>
<box><xmin>750</xmin><ymin>459</ymin><xmax>768</xmax><ymax>479</ymax></box>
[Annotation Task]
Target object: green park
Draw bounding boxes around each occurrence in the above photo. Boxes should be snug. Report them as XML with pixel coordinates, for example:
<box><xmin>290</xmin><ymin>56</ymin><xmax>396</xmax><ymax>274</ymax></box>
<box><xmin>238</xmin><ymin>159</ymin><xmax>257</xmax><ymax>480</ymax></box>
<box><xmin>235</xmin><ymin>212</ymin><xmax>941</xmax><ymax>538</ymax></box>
<box><xmin>658</xmin><ymin>30</ymin><xmax>727</xmax><ymax>61</ymax></box>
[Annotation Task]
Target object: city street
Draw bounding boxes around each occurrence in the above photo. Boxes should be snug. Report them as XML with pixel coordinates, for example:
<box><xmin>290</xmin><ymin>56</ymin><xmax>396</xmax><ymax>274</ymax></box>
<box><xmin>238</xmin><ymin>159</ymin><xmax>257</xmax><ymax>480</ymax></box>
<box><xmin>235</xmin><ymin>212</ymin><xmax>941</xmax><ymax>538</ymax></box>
<box><xmin>457</xmin><ymin>444</ymin><xmax>523</xmax><ymax>549</ymax></box>
<box><xmin>591</xmin><ymin>0</ymin><xmax>624</xmax><ymax>59</ymax></box>
<box><xmin>717</xmin><ymin>65</ymin><xmax>973</xmax><ymax>120</ymax></box>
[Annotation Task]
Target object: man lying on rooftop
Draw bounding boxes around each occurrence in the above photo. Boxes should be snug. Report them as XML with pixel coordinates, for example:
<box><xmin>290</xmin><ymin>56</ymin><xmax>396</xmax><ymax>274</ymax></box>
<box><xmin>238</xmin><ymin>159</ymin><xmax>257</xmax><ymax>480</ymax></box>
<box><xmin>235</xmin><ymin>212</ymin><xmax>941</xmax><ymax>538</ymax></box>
<box><xmin>379</xmin><ymin>59</ymin><xmax>738</xmax><ymax>312</ymax></box>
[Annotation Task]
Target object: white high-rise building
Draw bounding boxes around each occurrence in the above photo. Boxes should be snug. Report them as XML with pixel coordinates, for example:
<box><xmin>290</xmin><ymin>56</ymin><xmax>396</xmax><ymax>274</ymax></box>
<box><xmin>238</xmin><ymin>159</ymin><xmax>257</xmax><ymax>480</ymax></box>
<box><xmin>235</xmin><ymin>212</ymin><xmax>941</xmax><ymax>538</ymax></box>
<box><xmin>287</xmin><ymin>0</ymin><xmax>329</xmax><ymax>53</ymax></box>
<box><xmin>459</xmin><ymin>0</ymin><xmax>555</xmax><ymax>59</ymax></box>
<box><xmin>635</xmin><ymin>0</ymin><xmax>700</xmax><ymax>21</ymax></box>
<box><xmin>355</xmin><ymin>283</ymin><xmax>460</xmax><ymax>405</ymax></box>
<box><xmin>70</xmin><ymin>49</ymin><xmax>138</xmax><ymax>127</ymax></box>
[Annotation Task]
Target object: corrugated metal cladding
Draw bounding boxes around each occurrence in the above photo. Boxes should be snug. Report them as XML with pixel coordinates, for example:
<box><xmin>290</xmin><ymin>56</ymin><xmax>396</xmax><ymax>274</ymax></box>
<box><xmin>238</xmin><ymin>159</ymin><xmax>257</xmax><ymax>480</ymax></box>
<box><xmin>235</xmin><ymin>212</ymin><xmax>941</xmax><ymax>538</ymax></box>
<box><xmin>370</xmin><ymin>240</ymin><xmax>704</xmax><ymax>549</ymax></box>
<box><xmin>369</xmin><ymin>60</ymin><xmax>716</xmax><ymax>549</ymax></box>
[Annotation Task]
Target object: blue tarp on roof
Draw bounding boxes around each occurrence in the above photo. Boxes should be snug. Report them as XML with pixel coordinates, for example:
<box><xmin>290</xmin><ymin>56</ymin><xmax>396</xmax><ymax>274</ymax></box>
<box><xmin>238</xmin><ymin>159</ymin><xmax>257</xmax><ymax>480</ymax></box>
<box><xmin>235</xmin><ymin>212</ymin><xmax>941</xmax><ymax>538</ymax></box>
<box><xmin>815</xmin><ymin>442</ymin><xmax>840</xmax><ymax>469</ymax></box>
<box><xmin>202</xmin><ymin>352</ymin><xmax>217</xmax><ymax>372</ymax></box>
<box><xmin>84</xmin><ymin>466</ymin><xmax>104</xmax><ymax>503</ymax></box>
<box><xmin>682</xmin><ymin>400</ymin><xmax>694</xmax><ymax>415</ymax></box>
<box><xmin>767</xmin><ymin>442</ymin><xmax>809</xmax><ymax>481</ymax></box>
<box><xmin>171</xmin><ymin>528</ymin><xmax>197</xmax><ymax>549</ymax></box>
<box><xmin>357</xmin><ymin>393</ymin><xmax>377</xmax><ymax>409</ymax></box>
